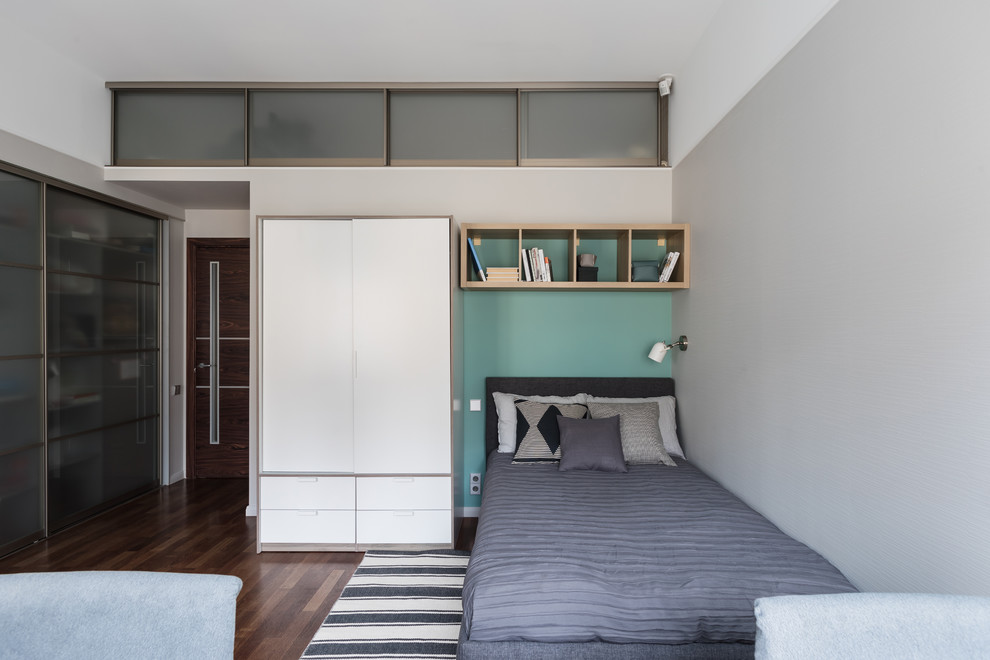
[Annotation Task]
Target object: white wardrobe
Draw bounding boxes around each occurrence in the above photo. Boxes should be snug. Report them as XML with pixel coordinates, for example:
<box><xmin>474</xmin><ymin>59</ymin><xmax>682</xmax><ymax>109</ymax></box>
<box><xmin>258</xmin><ymin>217</ymin><xmax>452</xmax><ymax>550</ymax></box>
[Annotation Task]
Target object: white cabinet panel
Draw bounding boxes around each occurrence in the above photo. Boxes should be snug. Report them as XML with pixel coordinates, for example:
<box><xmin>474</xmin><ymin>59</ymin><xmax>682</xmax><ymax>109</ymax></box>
<box><xmin>261</xmin><ymin>476</ymin><xmax>355</xmax><ymax>510</ymax></box>
<box><xmin>357</xmin><ymin>477</ymin><xmax>450</xmax><ymax>510</ymax></box>
<box><xmin>353</xmin><ymin>218</ymin><xmax>451</xmax><ymax>474</ymax></box>
<box><xmin>261</xmin><ymin>219</ymin><xmax>354</xmax><ymax>473</ymax></box>
<box><xmin>259</xmin><ymin>509</ymin><xmax>355</xmax><ymax>544</ymax></box>
<box><xmin>357</xmin><ymin>510</ymin><xmax>452</xmax><ymax>545</ymax></box>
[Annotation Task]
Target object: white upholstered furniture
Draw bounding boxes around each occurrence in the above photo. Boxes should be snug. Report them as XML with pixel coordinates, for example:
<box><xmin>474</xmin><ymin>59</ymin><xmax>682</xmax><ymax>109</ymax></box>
<box><xmin>754</xmin><ymin>592</ymin><xmax>990</xmax><ymax>660</ymax></box>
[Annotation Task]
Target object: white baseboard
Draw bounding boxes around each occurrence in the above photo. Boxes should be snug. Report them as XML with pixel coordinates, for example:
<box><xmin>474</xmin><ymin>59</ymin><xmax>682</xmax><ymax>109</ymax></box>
<box><xmin>456</xmin><ymin>506</ymin><xmax>480</xmax><ymax>518</ymax></box>
<box><xmin>168</xmin><ymin>470</ymin><xmax>185</xmax><ymax>485</ymax></box>
<box><xmin>245</xmin><ymin>505</ymin><xmax>257</xmax><ymax>517</ymax></box>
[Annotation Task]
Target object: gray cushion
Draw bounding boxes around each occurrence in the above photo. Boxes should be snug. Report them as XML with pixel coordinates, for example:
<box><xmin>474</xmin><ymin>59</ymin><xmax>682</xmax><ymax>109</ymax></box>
<box><xmin>512</xmin><ymin>401</ymin><xmax>589</xmax><ymax>463</ymax></box>
<box><xmin>587</xmin><ymin>401</ymin><xmax>676</xmax><ymax>466</ymax></box>
<box><xmin>557</xmin><ymin>415</ymin><xmax>628</xmax><ymax>473</ymax></box>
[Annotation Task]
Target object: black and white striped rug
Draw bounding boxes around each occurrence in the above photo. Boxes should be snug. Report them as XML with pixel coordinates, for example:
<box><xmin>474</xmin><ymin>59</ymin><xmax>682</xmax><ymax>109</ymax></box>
<box><xmin>300</xmin><ymin>550</ymin><xmax>471</xmax><ymax>659</ymax></box>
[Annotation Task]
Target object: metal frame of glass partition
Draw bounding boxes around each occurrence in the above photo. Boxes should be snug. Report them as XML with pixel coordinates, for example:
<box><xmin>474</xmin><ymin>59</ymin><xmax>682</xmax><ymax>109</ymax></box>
<box><xmin>0</xmin><ymin>159</ymin><xmax>166</xmax><ymax>555</ymax></box>
<box><xmin>108</xmin><ymin>81</ymin><xmax>668</xmax><ymax>168</ymax></box>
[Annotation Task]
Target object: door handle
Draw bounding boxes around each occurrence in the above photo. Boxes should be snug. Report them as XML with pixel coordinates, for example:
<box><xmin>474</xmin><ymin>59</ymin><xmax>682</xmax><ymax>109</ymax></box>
<box><xmin>195</xmin><ymin>363</ymin><xmax>214</xmax><ymax>370</ymax></box>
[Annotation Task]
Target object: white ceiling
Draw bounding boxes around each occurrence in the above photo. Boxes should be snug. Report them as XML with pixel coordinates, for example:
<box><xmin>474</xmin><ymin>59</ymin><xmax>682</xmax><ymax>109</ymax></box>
<box><xmin>1</xmin><ymin>0</ymin><xmax>722</xmax><ymax>83</ymax></box>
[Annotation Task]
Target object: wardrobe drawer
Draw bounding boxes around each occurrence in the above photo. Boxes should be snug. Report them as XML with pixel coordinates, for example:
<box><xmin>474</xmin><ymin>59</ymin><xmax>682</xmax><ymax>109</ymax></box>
<box><xmin>260</xmin><ymin>476</ymin><xmax>355</xmax><ymax>510</ymax></box>
<box><xmin>259</xmin><ymin>509</ymin><xmax>355</xmax><ymax>544</ymax></box>
<box><xmin>356</xmin><ymin>509</ymin><xmax>452</xmax><ymax>545</ymax></box>
<box><xmin>356</xmin><ymin>476</ymin><xmax>451</xmax><ymax>510</ymax></box>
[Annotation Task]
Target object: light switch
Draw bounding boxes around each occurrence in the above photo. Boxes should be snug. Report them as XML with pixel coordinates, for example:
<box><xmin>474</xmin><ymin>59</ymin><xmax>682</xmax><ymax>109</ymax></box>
<box><xmin>469</xmin><ymin>399</ymin><xmax>482</xmax><ymax>412</ymax></box>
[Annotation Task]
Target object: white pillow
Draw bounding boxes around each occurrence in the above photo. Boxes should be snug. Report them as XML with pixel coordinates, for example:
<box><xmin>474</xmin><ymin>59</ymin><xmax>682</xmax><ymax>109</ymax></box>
<box><xmin>583</xmin><ymin>395</ymin><xmax>684</xmax><ymax>458</ymax></box>
<box><xmin>493</xmin><ymin>392</ymin><xmax>589</xmax><ymax>453</ymax></box>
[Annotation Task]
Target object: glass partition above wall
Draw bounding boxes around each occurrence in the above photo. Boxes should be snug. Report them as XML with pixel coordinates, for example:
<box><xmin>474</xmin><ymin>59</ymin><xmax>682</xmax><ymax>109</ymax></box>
<box><xmin>249</xmin><ymin>90</ymin><xmax>385</xmax><ymax>165</ymax></box>
<box><xmin>110</xmin><ymin>83</ymin><xmax>665</xmax><ymax>167</ymax></box>
<box><xmin>520</xmin><ymin>90</ymin><xmax>659</xmax><ymax>166</ymax></box>
<box><xmin>114</xmin><ymin>90</ymin><xmax>246</xmax><ymax>165</ymax></box>
<box><xmin>389</xmin><ymin>91</ymin><xmax>517</xmax><ymax>165</ymax></box>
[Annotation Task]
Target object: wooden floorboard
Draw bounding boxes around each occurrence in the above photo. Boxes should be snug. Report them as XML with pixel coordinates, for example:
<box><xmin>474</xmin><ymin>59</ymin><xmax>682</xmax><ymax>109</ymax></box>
<box><xmin>0</xmin><ymin>479</ymin><xmax>363</xmax><ymax>660</ymax></box>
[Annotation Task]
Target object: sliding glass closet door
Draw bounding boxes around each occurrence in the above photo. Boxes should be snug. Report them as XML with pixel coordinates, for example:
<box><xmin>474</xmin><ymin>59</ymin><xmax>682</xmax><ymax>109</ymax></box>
<box><xmin>46</xmin><ymin>188</ymin><xmax>160</xmax><ymax>531</ymax></box>
<box><xmin>0</xmin><ymin>171</ymin><xmax>44</xmax><ymax>556</ymax></box>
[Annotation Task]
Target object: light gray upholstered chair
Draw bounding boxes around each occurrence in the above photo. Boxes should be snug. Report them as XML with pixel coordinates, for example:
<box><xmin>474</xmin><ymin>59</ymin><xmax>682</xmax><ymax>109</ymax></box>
<box><xmin>0</xmin><ymin>570</ymin><xmax>242</xmax><ymax>659</ymax></box>
<box><xmin>754</xmin><ymin>592</ymin><xmax>990</xmax><ymax>660</ymax></box>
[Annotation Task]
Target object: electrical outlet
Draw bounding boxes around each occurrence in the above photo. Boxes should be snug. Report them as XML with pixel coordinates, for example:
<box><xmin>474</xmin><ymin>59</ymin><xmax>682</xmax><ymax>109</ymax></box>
<box><xmin>470</xmin><ymin>473</ymin><xmax>482</xmax><ymax>495</ymax></box>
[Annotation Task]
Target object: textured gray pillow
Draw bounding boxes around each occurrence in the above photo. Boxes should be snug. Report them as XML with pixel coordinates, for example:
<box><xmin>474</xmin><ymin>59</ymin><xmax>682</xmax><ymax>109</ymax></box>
<box><xmin>557</xmin><ymin>415</ymin><xmax>628</xmax><ymax>473</ymax></box>
<box><xmin>586</xmin><ymin>401</ymin><xmax>676</xmax><ymax>466</ymax></box>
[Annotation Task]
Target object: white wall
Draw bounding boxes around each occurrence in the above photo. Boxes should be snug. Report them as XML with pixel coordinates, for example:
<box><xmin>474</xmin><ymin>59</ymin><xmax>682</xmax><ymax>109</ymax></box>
<box><xmin>0</xmin><ymin>22</ymin><xmax>109</xmax><ymax>166</ymax></box>
<box><xmin>669</xmin><ymin>0</ymin><xmax>838</xmax><ymax>165</ymax></box>
<box><xmin>673</xmin><ymin>0</ymin><xmax>990</xmax><ymax>594</ymax></box>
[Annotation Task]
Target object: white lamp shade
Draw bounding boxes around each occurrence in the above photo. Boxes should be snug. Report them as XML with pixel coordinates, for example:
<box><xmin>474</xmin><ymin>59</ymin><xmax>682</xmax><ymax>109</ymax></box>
<box><xmin>648</xmin><ymin>342</ymin><xmax>669</xmax><ymax>363</ymax></box>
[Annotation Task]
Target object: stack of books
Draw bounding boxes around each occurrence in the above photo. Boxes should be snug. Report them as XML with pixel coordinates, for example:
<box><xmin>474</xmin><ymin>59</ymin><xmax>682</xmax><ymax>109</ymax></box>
<box><xmin>659</xmin><ymin>252</ymin><xmax>680</xmax><ymax>282</ymax></box>
<box><xmin>486</xmin><ymin>267</ymin><xmax>520</xmax><ymax>282</ymax></box>
<box><xmin>521</xmin><ymin>248</ymin><xmax>553</xmax><ymax>282</ymax></box>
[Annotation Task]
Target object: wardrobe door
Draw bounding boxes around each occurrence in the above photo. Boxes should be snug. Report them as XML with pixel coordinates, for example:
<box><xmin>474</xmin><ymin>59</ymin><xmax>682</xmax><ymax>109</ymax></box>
<box><xmin>352</xmin><ymin>218</ymin><xmax>451</xmax><ymax>474</ymax></box>
<box><xmin>261</xmin><ymin>219</ymin><xmax>354</xmax><ymax>473</ymax></box>
<box><xmin>0</xmin><ymin>170</ymin><xmax>44</xmax><ymax>556</ymax></box>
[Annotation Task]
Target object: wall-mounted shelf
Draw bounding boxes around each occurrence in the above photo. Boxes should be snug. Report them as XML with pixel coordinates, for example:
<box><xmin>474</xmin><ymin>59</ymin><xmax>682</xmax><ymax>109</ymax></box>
<box><xmin>460</xmin><ymin>223</ymin><xmax>689</xmax><ymax>291</ymax></box>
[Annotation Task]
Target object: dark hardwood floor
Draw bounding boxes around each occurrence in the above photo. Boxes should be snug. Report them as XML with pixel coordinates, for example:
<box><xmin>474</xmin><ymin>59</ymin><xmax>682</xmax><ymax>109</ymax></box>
<box><xmin>0</xmin><ymin>479</ymin><xmax>478</xmax><ymax>659</ymax></box>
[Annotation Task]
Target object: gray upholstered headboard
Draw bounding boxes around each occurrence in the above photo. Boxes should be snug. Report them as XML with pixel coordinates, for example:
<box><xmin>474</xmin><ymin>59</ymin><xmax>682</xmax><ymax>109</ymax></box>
<box><xmin>484</xmin><ymin>377</ymin><xmax>675</xmax><ymax>457</ymax></box>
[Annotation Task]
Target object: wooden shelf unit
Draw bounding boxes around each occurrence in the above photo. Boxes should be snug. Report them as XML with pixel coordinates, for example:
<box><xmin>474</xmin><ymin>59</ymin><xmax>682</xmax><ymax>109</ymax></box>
<box><xmin>460</xmin><ymin>223</ymin><xmax>689</xmax><ymax>291</ymax></box>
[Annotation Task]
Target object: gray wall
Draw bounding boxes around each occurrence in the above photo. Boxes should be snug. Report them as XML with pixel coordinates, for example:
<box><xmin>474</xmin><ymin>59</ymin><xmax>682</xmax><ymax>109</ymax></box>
<box><xmin>672</xmin><ymin>0</ymin><xmax>990</xmax><ymax>594</ymax></box>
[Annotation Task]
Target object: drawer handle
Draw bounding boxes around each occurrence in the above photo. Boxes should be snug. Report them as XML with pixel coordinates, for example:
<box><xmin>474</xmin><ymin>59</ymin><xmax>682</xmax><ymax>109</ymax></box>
<box><xmin>392</xmin><ymin>477</ymin><xmax>415</xmax><ymax>483</ymax></box>
<box><xmin>296</xmin><ymin>477</ymin><xmax>318</xmax><ymax>483</ymax></box>
<box><xmin>296</xmin><ymin>510</ymin><xmax>319</xmax><ymax>517</ymax></box>
<box><xmin>392</xmin><ymin>510</ymin><xmax>415</xmax><ymax>517</ymax></box>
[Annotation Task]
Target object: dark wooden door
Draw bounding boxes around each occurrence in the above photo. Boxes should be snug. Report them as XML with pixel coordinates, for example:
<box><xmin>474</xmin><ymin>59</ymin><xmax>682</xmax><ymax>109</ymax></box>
<box><xmin>187</xmin><ymin>239</ymin><xmax>250</xmax><ymax>478</ymax></box>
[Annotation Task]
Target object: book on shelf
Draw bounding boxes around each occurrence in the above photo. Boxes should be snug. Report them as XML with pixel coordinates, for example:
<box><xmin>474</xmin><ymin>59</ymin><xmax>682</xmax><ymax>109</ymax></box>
<box><xmin>520</xmin><ymin>249</ymin><xmax>533</xmax><ymax>281</ymax></box>
<box><xmin>523</xmin><ymin>247</ymin><xmax>555</xmax><ymax>282</ymax></box>
<box><xmin>486</xmin><ymin>267</ymin><xmax>520</xmax><ymax>282</ymax></box>
<box><xmin>467</xmin><ymin>238</ymin><xmax>486</xmax><ymax>282</ymax></box>
<box><xmin>659</xmin><ymin>251</ymin><xmax>680</xmax><ymax>282</ymax></box>
<box><xmin>535</xmin><ymin>248</ymin><xmax>552</xmax><ymax>281</ymax></box>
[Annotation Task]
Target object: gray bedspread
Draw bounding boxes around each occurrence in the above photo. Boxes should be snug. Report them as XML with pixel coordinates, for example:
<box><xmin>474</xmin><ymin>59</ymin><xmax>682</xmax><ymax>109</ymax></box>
<box><xmin>461</xmin><ymin>453</ymin><xmax>856</xmax><ymax>645</ymax></box>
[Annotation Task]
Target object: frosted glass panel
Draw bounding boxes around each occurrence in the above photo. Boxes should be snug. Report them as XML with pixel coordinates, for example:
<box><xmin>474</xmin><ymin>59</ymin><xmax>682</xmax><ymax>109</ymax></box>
<box><xmin>102</xmin><ymin>418</ymin><xmax>159</xmax><ymax>503</ymax></box>
<box><xmin>48</xmin><ymin>420</ymin><xmax>159</xmax><ymax>531</ymax></box>
<box><xmin>115</xmin><ymin>91</ymin><xmax>245</xmax><ymax>163</ymax></box>
<box><xmin>46</xmin><ymin>187</ymin><xmax>159</xmax><ymax>282</ymax></box>
<box><xmin>250</xmin><ymin>90</ymin><xmax>384</xmax><ymax>162</ymax></box>
<box><xmin>521</xmin><ymin>90</ymin><xmax>658</xmax><ymax>161</ymax></box>
<box><xmin>0</xmin><ymin>358</ymin><xmax>41</xmax><ymax>452</ymax></box>
<box><xmin>0</xmin><ymin>266</ymin><xmax>41</xmax><ymax>356</ymax></box>
<box><xmin>390</xmin><ymin>92</ymin><xmax>516</xmax><ymax>162</ymax></box>
<box><xmin>0</xmin><ymin>446</ymin><xmax>43</xmax><ymax>549</ymax></box>
<box><xmin>47</xmin><ymin>353</ymin><xmax>158</xmax><ymax>440</ymax></box>
<box><xmin>0</xmin><ymin>170</ymin><xmax>41</xmax><ymax>266</ymax></box>
<box><xmin>48</xmin><ymin>276</ymin><xmax>158</xmax><ymax>353</ymax></box>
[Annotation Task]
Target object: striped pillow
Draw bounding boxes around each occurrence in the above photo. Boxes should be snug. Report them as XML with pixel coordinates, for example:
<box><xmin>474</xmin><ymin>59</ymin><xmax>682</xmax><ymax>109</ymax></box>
<box><xmin>512</xmin><ymin>401</ymin><xmax>589</xmax><ymax>464</ymax></box>
<box><xmin>587</xmin><ymin>401</ymin><xmax>676</xmax><ymax>466</ymax></box>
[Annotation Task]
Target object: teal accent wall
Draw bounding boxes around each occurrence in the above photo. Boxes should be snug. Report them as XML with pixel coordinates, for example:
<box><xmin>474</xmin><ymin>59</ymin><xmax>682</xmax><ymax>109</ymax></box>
<box><xmin>460</xmin><ymin>289</ymin><xmax>672</xmax><ymax>509</ymax></box>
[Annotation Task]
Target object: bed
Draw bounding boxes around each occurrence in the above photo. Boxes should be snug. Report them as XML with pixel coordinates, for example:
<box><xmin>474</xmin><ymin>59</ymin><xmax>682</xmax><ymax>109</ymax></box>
<box><xmin>457</xmin><ymin>377</ymin><xmax>856</xmax><ymax>660</ymax></box>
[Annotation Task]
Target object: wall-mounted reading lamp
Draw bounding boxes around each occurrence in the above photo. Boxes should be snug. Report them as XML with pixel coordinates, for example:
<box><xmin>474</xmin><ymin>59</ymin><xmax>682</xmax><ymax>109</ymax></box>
<box><xmin>648</xmin><ymin>335</ymin><xmax>688</xmax><ymax>364</ymax></box>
